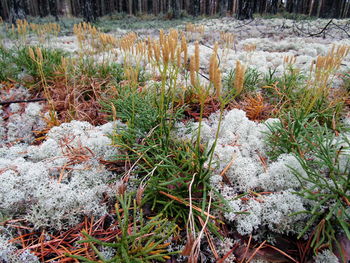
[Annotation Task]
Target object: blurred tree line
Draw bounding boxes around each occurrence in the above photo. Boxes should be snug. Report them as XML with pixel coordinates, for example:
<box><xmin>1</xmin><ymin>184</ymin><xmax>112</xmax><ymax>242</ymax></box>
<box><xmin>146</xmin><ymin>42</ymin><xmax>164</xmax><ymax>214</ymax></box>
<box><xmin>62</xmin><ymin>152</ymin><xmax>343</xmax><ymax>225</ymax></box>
<box><xmin>1</xmin><ymin>0</ymin><xmax>349</xmax><ymax>22</ymax></box>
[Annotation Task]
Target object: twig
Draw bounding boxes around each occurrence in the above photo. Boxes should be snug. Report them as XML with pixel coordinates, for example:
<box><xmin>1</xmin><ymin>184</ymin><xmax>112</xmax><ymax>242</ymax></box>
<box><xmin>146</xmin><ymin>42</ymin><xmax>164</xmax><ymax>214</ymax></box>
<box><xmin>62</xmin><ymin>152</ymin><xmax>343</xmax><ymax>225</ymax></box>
<box><xmin>331</xmin><ymin>21</ymin><xmax>350</xmax><ymax>38</ymax></box>
<box><xmin>0</xmin><ymin>98</ymin><xmax>47</xmax><ymax>106</ymax></box>
<box><xmin>308</xmin><ymin>19</ymin><xmax>333</xmax><ymax>37</ymax></box>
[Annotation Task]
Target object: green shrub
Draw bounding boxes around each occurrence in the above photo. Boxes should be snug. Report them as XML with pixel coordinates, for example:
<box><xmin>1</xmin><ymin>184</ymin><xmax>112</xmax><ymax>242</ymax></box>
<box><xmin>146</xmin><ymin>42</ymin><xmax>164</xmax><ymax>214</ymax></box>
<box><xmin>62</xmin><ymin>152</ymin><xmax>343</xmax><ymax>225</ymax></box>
<box><xmin>266</xmin><ymin>110</ymin><xmax>350</xmax><ymax>260</ymax></box>
<box><xmin>265</xmin><ymin>110</ymin><xmax>321</xmax><ymax>160</ymax></box>
<box><xmin>291</xmin><ymin>131</ymin><xmax>350</xmax><ymax>259</ymax></box>
<box><xmin>103</xmin><ymin>84</ymin><xmax>221</xmax><ymax>235</ymax></box>
<box><xmin>75</xmin><ymin>57</ymin><xmax>125</xmax><ymax>81</ymax></box>
<box><xmin>16</xmin><ymin>46</ymin><xmax>66</xmax><ymax>80</ymax></box>
<box><xmin>0</xmin><ymin>46</ymin><xmax>16</xmax><ymax>81</ymax></box>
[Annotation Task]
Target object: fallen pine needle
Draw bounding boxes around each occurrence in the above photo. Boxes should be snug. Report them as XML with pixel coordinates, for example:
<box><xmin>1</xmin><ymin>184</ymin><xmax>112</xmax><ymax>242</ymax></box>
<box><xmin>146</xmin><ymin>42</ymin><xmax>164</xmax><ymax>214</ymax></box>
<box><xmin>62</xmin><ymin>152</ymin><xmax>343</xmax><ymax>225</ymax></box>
<box><xmin>265</xmin><ymin>244</ymin><xmax>299</xmax><ymax>263</ymax></box>
<box><xmin>159</xmin><ymin>191</ymin><xmax>215</xmax><ymax>219</ymax></box>
<box><xmin>246</xmin><ymin>240</ymin><xmax>266</xmax><ymax>263</ymax></box>
<box><xmin>241</xmin><ymin>234</ymin><xmax>252</xmax><ymax>263</ymax></box>
<box><xmin>220</xmin><ymin>153</ymin><xmax>237</xmax><ymax>185</ymax></box>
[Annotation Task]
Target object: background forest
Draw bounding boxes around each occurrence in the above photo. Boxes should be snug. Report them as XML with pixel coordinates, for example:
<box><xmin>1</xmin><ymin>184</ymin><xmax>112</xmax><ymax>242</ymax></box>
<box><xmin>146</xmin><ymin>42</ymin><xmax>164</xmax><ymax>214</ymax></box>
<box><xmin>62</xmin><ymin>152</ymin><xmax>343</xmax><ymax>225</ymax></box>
<box><xmin>1</xmin><ymin>0</ymin><xmax>350</xmax><ymax>23</ymax></box>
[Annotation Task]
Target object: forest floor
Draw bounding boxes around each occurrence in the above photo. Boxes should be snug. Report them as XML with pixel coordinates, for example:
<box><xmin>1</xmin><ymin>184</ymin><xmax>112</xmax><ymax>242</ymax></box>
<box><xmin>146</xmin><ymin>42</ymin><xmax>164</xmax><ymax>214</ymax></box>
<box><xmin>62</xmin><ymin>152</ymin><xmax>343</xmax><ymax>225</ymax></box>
<box><xmin>0</xmin><ymin>16</ymin><xmax>350</xmax><ymax>263</ymax></box>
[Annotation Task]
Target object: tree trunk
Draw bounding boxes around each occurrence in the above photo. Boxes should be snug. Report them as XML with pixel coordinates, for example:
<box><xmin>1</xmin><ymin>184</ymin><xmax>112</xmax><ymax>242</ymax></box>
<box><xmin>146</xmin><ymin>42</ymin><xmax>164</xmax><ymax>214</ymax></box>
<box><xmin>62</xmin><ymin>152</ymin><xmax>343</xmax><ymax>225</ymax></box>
<box><xmin>232</xmin><ymin>0</ymin><xmax>238</xmax><ymax>14</ymax></box>
<box><xmin>219</xmin><ymin>0</ymin><xmax>228</xmax><ymax>15</ymax></box>
<box><xmin>81</xmin><ymin>0</ymin><xmax>95</xmax><ymax>22</ymax></box>
<box><xmin>343</xmin><ymin>0</ymin><xmax>350</xmax><ymax>18</ymax></box>
<box><xmin>309</xmin><ymin>0</ymin><xmax>315</xmax><ymax>16</ymax></box>
<box><xmin>236</xmin><ymin>0</ymin><xmax>254</xmax><ymax>19</ymax></box>
<box><xmin>9</xmin><ymin>0</ymin><xmax>26</xmax><ymax>23</ymax></box>
<box><xmin>171</xmin><ymin>0</ymin><xmax>180</xmax><ymax>18</ymax></box>
<box><xmin>129</xmin><ymin>0</ymin><xmax>133</xmax><ymax>15</ymax></box>
<box><xmin>192</xmin><ymin>0</ymin><xmax>200</xmax><ymax>15</ymax></box>
<box><xmin>1</xmin><ymin>0</ymin><xmax>10</xmax><ymax>20</ymax></box>
<box><xmin>317</xmin><ymin>0</ymin><xmax>323</xmax><ymax>17</ymax></box>
<box><xmin>49</xmin><ymin>0</ymin><xmax>59</xmax><ymax>20</ymax></box>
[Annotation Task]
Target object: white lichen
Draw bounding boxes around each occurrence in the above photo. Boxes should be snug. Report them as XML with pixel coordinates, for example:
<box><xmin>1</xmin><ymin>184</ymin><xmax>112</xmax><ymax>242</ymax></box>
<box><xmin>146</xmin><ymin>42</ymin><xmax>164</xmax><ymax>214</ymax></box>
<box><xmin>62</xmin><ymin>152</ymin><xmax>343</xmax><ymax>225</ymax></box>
<box><xmin>0</xmin><ymin>120</ymin><xmax>122</xmax><ymax>230</ymax></box>
<box><xmin>0</xmin><ymin>234</ymin><xmax>39</xmax><ymax>263</ymax></box>
<box><xmin>314</xmin><ymin>249</ymin><xmax>339</xmax><ymax>263</ymax></box>
<box><xmin>180</xmin><ymin>109</ymin><xmax>308</xmax><ymax>238</ymax></box>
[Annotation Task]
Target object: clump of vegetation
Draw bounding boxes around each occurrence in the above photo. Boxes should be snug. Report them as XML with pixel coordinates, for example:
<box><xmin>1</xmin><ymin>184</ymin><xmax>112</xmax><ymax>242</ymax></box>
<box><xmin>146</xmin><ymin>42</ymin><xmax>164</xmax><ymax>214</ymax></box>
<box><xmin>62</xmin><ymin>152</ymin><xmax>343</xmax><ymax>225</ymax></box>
<box><xmin>0</xmin><ymin>45</ymin><xmax>66</xmax><ymax>83</ymax></box>
<box><xmin>0</xmin><ymin>16</ymin><xmax>350</xmax><ymax>263</ymax></box>
<box><xmin>68</xmin><ymin>193</ymin><xmax>179</xmax><ymax>263</ymax></box>
<box><xmin>292</xmin><ymin>130</ymin><xmax>350</xmax><ymax>258</ymax></box>
<box><xmin>224</xmin><ymin>66</ymin><xmax>260</xmax><ymax>96</ymax></box>
<box><xmin>267</xmin><ymin>110</ymin><xmax>350</xmax><ymax>255</ymax></box>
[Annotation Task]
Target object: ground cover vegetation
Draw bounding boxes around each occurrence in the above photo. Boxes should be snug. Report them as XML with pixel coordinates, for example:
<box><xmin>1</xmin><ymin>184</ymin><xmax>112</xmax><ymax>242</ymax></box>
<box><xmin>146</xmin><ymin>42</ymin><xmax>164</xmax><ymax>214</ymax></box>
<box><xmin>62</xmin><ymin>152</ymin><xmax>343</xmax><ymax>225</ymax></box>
<box><xmin>0</xmin><ymin>13</ymin><xmax>349</xmax><ymax>263</ymax></box>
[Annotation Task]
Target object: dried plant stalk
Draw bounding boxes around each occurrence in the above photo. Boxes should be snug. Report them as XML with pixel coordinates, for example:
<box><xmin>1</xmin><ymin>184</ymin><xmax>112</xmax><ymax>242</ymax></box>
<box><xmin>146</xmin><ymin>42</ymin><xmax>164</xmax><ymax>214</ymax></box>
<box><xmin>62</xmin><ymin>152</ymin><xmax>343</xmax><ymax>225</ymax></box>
<box><xmin>190</xmin><ymin>55</ymin><xmax>196</xmax><ymax>87</ymax></box>
<box><xmin>195</xmin><ymin>41</ymin><xmax>200</xmax><ymax>72</ymax></box>
<box><xmin>234</xmin><ymin>60</ymin><xmax>246</xmax><ymax>96</ymax></box>
<box><xmin>181</xmin><ymin>34</ymin><xmax>188</xmax><ymax>65</ymax></box>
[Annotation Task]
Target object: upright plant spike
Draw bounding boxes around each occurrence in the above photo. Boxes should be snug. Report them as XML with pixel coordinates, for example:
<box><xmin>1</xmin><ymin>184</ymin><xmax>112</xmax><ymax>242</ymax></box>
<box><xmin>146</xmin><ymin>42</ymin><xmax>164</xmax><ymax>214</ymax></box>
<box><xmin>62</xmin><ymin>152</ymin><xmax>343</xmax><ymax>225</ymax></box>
<box><xmin>234</xmin><ymin>60</ymin><xmax>246</xmax><ymax>96</ymax></box>
<box><xmin>194</xmin><ymin>41</ymin><xmax>200</xmax><ymax>73</ymax></box>
<box><xmin>214</xmin><ymin>67</ymin><xmax>222</xmax><ymax>98</ymax></box>
<box><xmin>181</xmin><ymin>33</ymin><xmax>188</xmax><ymax>65</ymax></box>
<box><xmin>190</xmin><ymin>55</ymin><xmax>196</xmax><ymax>87</ymax></box>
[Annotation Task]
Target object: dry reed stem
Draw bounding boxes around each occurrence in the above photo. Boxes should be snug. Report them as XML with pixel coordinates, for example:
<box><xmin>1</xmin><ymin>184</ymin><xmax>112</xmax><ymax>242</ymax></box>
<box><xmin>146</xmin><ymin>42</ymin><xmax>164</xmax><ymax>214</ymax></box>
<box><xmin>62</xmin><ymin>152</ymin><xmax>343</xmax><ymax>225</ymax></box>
<box><xmin>198</xmin><ymin>216</ymin><xmax>219</xmax><ymax>260</ymax></box>
<box><xmin>241</xmin><ymin>235</ymin><xmax>252</xmax><ymax>263</ymax></box>
<box><xmin>177</xmin><ymin>47</ymin><xmax>181</xmax><ymax>68</ymax></box>
<box><xmin>220</xmin><ymin>32</ymin><xmax>235</xmax><ymax>55</ymax></box>
<box><xmin>11</xmin><ymin>215</ymin><xmax>121</xmax><ymax>261</ymax></box>
<box><xmin>283</xmin><ymin>55</ymin><xmax>296</xmax><ymax>66</ymax></box>
<box><xmin>183</xmin><ymin>173</ymin><xmax>197</xmax><ymax>257</ymax></box>
<box><xmin>214</xmin><ymin>67</ymin><xmax>222</xmax><ymax>98</ymax></box>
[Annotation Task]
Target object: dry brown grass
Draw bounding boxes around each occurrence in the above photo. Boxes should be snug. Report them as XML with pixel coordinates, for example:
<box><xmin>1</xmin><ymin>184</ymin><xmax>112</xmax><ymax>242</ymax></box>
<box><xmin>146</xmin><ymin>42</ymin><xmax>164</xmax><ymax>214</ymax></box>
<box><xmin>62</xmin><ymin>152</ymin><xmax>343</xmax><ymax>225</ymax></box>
<box><xmin>46</xmin><ymin>75</ymin><xmax>111</xmax><ymax>126</ymax></box>
<box><xmin>231</xmin><ymin>93</ymin><xmax>275</xmax><ymax>121</ymax></box>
